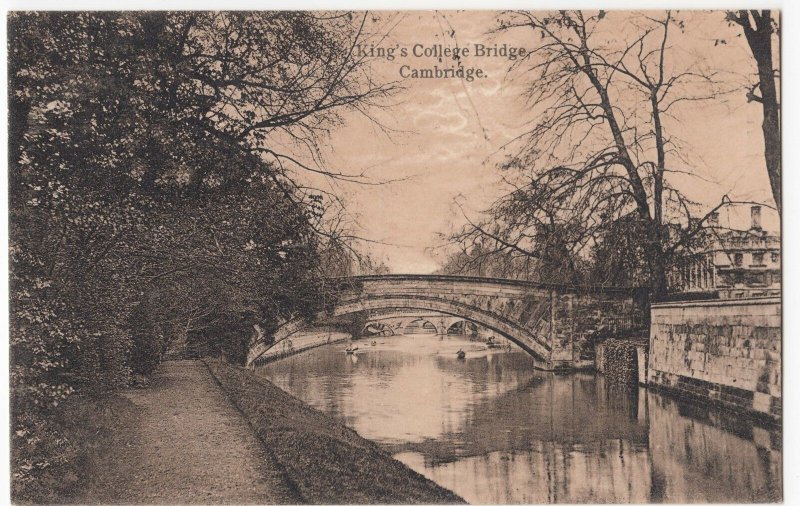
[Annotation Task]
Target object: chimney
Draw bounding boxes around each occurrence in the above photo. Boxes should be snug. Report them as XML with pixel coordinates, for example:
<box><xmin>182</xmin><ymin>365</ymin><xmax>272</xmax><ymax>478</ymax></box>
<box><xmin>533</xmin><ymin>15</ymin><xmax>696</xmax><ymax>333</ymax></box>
<box><xmin>708</xmin><ymin>212</ymin><xmax>719</xmax><ymax>226</ymax></box>
<box><xmin>750</xmin><ymin>205</ymin><xmax>762</xmax><ymax>230</ymax></box>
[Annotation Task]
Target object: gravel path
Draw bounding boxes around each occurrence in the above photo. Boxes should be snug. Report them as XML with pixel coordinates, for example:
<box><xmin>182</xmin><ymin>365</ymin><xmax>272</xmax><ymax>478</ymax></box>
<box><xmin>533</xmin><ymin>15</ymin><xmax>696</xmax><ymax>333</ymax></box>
<box><xmin>74</xmin><ymin>360</ymin><xmax>299</xmax><ymax>504</ymax></box>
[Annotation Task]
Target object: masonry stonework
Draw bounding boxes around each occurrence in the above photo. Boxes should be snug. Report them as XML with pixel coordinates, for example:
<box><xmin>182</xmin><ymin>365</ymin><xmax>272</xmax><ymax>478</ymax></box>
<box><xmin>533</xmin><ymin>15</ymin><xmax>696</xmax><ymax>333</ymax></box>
<box><xmin>249</xmin><ymin>275</ymin><xmax>647</xmax><ymax>369</ymax></box>
<box><xmin>648</xmin><ymin>297</ymin><xmax>781</xmax><ymax>421</ymax></box>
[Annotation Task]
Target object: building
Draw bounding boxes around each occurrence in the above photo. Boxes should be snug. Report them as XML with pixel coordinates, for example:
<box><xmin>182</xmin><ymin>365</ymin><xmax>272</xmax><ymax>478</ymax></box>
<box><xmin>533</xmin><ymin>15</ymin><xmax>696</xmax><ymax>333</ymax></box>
<box><xmin>667</xmin><ymin>205</ymin><xmax>780</xmax><ymax>298</ymax></box>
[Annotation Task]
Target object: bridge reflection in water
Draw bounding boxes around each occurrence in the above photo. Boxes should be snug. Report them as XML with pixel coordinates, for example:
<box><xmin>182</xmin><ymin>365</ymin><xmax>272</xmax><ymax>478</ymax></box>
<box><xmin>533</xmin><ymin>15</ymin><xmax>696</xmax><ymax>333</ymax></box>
<box><xmin>258</xmin><ymin>334</ymin><xmax>781</xmax><ymax>504</ymax></box>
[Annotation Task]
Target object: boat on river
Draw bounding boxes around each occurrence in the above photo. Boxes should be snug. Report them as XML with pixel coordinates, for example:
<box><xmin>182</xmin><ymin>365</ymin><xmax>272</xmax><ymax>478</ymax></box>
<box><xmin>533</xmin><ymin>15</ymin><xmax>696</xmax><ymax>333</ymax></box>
<box><xmin>486</xmin><ymin>337</ymin><xmax>501</xmax><ymax>349</ymax></box>
<box><xmin>345</xmin><ymin>346</ymin><xmax>359</xmax><ymax>354</ymax></box>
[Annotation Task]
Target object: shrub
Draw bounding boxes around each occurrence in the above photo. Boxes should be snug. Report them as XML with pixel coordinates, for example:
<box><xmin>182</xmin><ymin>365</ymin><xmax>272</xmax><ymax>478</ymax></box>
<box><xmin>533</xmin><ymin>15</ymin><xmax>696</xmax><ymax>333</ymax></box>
<box><xmin>601</xmin><ymin>338</ymin><xmax>639</xmax><ymax>386</ymax></box>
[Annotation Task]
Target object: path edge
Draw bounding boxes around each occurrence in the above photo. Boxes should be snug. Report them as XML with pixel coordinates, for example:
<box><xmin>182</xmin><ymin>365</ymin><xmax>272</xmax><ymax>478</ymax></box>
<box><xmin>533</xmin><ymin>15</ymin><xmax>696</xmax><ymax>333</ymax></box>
<box><xmin>200</xmin><ymin>358</ymin><xmax>306</xmax><ymax>504</ymax></box>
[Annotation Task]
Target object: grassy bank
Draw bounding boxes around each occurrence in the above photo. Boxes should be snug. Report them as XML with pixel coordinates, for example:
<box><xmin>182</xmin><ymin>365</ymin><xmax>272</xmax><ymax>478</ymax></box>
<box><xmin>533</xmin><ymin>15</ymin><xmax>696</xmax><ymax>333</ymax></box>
<box><xmin>203</xmin><ymin>359</ymin><xmax>466</xmax><ymax>504</ymax></box>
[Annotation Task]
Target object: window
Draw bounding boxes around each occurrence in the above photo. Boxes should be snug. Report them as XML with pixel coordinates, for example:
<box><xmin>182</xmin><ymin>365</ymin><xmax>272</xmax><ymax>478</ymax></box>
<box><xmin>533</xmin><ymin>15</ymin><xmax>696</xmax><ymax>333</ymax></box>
<box><xmin>772</xmin><ymin>252</ymin><xmax>779</xmax><ymax>263</ymax></box>
<box><xmin>752</xmin><ymin>252</ymin><xmax>765</xmax><ymax>266</ymax></box>
<box><xmin>734</xmin><ymin>253</ymin><xmax>743</xmax><ymax>267</ymax></box>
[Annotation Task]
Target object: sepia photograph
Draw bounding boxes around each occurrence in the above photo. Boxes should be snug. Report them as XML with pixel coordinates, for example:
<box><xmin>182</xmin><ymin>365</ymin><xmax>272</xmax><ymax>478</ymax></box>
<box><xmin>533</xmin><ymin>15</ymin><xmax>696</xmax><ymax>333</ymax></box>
<box><xmin>7</xmin><ymin>7</ymin><xmax>784</xmax><ymax>504</ymax></box>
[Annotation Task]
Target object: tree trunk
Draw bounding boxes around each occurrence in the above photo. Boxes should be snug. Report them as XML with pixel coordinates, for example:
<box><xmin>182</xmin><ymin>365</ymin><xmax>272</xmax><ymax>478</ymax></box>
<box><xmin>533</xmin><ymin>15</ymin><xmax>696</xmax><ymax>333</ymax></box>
<box><xmin>738</xmin><ymin>10</ymin><xmax>781</xmax><ymax>214</ymax></box>
<box><xmin>647</xmin><ymin>223</ymin><xmax>669</xmax><ymax>299</ymax></box>
<box><xmin>756</xmin><ymin>45</ymin><xmax>781</xmax><ymax>215</ymax></box>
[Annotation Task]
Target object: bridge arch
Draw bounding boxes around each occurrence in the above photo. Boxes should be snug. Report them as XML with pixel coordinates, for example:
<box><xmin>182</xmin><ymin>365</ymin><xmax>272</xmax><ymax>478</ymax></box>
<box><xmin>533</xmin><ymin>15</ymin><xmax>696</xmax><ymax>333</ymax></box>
<box><xmin>447</xmin><ymin>320</ymin><xmax>478</xmax><ymax>337</ymax></box>
<box><xmin>362</xmin><ymin>322</ymin><xmax>395</xmax><ymax>337</ymax></box>
<box><xmin>247</xmin><ymin>275</ymin><xmax>646</xmax><ymax>369</ymax></box>
<box><xmin>248</xmin><ymin>294</ymin><xmax>553</xmax><ymax>367</ymax></box>
<box><xmin>403</xmin><ymin>318</ymin><xmax>438</xmax><ymax>335</ymax></box>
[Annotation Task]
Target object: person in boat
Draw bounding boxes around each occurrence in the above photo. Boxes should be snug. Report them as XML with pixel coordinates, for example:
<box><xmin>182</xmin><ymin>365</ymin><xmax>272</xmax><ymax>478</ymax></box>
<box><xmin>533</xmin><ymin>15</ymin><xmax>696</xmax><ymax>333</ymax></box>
<box><xmin>456</xmin><ymin>349</ymin><xmax>466</xmax><ymax>359</ymax></box>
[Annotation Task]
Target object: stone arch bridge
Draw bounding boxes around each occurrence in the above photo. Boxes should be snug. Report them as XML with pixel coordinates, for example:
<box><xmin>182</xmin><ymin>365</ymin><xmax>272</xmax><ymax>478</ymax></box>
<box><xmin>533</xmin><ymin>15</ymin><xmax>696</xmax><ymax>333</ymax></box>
<box><xmin>361</xmin><ymin>311</ymin><xmax>480</xmax><ymax>337</ymax></box>
<box><xmin>248</xmin><ymin>275</ymin><xmax>647</xmax><ymax>370</ymax></box>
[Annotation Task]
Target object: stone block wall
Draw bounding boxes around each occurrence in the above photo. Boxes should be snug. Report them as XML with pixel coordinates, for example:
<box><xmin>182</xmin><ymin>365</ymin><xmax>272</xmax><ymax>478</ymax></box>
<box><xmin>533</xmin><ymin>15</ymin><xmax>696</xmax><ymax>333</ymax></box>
<box><xmin>635</xmin><ymin>344</ymin><xmax>648</xmax><ymax>385</ymax></box>
<box><xmin>551</xmin><ymin>290</ymin><xmax>648</xmax><ymax>369</ymax></box>
<box><xmin>648</xmin><ymin>297</ymin><xmax>781</xmax><ymax>421</ymax></box>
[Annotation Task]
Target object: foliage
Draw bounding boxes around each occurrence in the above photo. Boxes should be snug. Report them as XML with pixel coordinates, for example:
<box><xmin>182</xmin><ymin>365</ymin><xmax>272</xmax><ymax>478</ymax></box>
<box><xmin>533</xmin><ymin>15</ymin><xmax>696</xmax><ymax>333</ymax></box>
<box><xmin>586</xmin><ymin>213</ymin><xmax>651</xmax><ymax>287</ymax></box>
<box><xmin>9</xmin><ymin>11</ymin><xmax>391</xmax><ymax>501</ymax></box>
<box><xmin>10</xmin><ymin>411</ymin><xmax>80</xmax><ymax>503</ymax></box>
<box><xmin>440</xmin><ymin>211</ymin><xmax>586</xmax><ymax>284</ymax></box>
<box><xmin>601</xmin><ymin>339</ymin><xmax>640</xmax><ymax>386</ymax></box>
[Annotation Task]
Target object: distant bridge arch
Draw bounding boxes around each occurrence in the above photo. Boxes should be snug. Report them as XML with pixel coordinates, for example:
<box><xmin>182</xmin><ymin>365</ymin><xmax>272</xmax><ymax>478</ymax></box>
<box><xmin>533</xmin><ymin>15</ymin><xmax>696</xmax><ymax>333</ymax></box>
<box><xmin>447</xmin><ymin>320</ymin><xmax>478</xmax><ymax>337</ymax></box>
<box><xmin>403</xmin><ymin>318</ymin><xmax>438</xmax><ymax>334</ymax></box>
<box><xmin>362</xmin><ymin>322</ymin><xmax>395</xmax><ymax>337</ymax></box>
<box><xmin>248</xmin><ymin>275</ymin><xmax>646</xmax><ymax>370</ymax></box>
<box><xmin>361</xmin><ymin>311</ymin><xmax>464</xmax><ymax>336</ymax></box>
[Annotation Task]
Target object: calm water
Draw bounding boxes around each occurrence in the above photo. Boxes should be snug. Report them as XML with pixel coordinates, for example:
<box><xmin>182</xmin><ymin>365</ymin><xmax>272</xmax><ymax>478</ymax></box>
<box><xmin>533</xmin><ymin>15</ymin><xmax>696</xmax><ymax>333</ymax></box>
<box><xmin>258</xmin><ymin>334</ymin><xmax>782</xmax><ymax>504</ymax></box>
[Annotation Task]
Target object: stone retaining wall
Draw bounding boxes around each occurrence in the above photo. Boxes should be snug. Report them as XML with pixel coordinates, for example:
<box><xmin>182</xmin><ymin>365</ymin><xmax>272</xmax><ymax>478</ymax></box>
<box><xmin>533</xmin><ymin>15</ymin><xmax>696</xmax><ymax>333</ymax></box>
<box><xmin>648</xmin><ymin>297</ymin><xmax>781</xmax><ymax>421</ymax></box>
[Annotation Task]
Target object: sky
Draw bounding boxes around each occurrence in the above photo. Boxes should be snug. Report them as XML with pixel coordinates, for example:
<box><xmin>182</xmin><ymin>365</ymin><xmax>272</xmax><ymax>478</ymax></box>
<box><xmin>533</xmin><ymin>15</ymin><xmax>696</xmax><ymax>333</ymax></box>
<box><xmin>296</xmin><ymin>10</ymin><xmax>779</xmax><ymax>273</ymax></box>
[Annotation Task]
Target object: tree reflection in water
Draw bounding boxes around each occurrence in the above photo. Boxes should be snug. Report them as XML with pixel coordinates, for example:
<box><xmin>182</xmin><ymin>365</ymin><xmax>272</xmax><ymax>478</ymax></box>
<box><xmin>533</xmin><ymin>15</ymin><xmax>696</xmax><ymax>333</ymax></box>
<box><xmin>259</xmin><ymin>333</ymin><xmax>781</xmax><ymax>504</ymax></box>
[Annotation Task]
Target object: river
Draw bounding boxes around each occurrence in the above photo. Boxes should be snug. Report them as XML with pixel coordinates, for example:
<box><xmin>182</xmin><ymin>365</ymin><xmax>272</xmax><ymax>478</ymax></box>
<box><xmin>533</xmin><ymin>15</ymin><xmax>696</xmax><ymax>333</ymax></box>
<box><xmin>257</xmin><ymin>333</ymin><xmax>781</xmax><ymax>503</ymax></box>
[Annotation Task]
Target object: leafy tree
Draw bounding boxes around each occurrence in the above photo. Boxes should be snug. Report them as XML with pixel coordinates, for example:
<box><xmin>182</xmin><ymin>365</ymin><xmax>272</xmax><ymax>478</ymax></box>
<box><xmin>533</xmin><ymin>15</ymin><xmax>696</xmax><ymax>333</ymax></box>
<box><xmin>9</xmin><ymin>11</ymin><xmax>392</xmax><ymax>501</ymax></box>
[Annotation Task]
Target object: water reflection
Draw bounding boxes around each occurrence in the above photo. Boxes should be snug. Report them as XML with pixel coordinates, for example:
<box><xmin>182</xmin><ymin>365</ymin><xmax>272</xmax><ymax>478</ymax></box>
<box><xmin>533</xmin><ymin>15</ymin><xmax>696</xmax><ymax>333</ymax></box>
<box><xmin>259</xmin><ymin>333</ymin><xmax>781</xmax><ymax>503</ymax></box>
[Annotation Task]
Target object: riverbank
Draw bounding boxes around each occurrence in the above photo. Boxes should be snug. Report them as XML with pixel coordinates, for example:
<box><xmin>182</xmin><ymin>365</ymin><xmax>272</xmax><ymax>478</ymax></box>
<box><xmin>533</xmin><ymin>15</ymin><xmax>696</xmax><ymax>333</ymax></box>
<box><xmin>60</xmin><ymin>359</ymin><xmax>463</xmax><ymax>504</ymax></box>
<box><xmin>203</xmin><ymin>358</ymin><xmax>466</xmax><ymax>504</ymax></box>
<box><xmin>67</xmin><ymin>360</ymin><xmax>298</xmax><ymax>504</ymax></box>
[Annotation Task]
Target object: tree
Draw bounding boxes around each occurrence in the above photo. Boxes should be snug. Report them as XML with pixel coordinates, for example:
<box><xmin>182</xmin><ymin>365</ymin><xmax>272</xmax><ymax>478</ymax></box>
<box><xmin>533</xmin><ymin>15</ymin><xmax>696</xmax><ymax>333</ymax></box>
<box><xmin>8</xmin><ymin>11</ymin><xmax>394</xmax><ymax>501</ymax></box>
<box><xmin>586</xmin><ymin>212</ymin><xmax>651</xmax><ymax>287</ymax></box>
<box><xmin>452</xmin><ymin>11</ymin><xmax>731</xmax><ymax>295</ymax></box>
<box><xmin>727</xmin><ymin>10</ymin><xmax>781</xmax><ymax>215</ymax></box>
<box><xmin>443</xmin><ymin>198</ymin><xmax>584</xmax><ymax>284</ymax></box>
